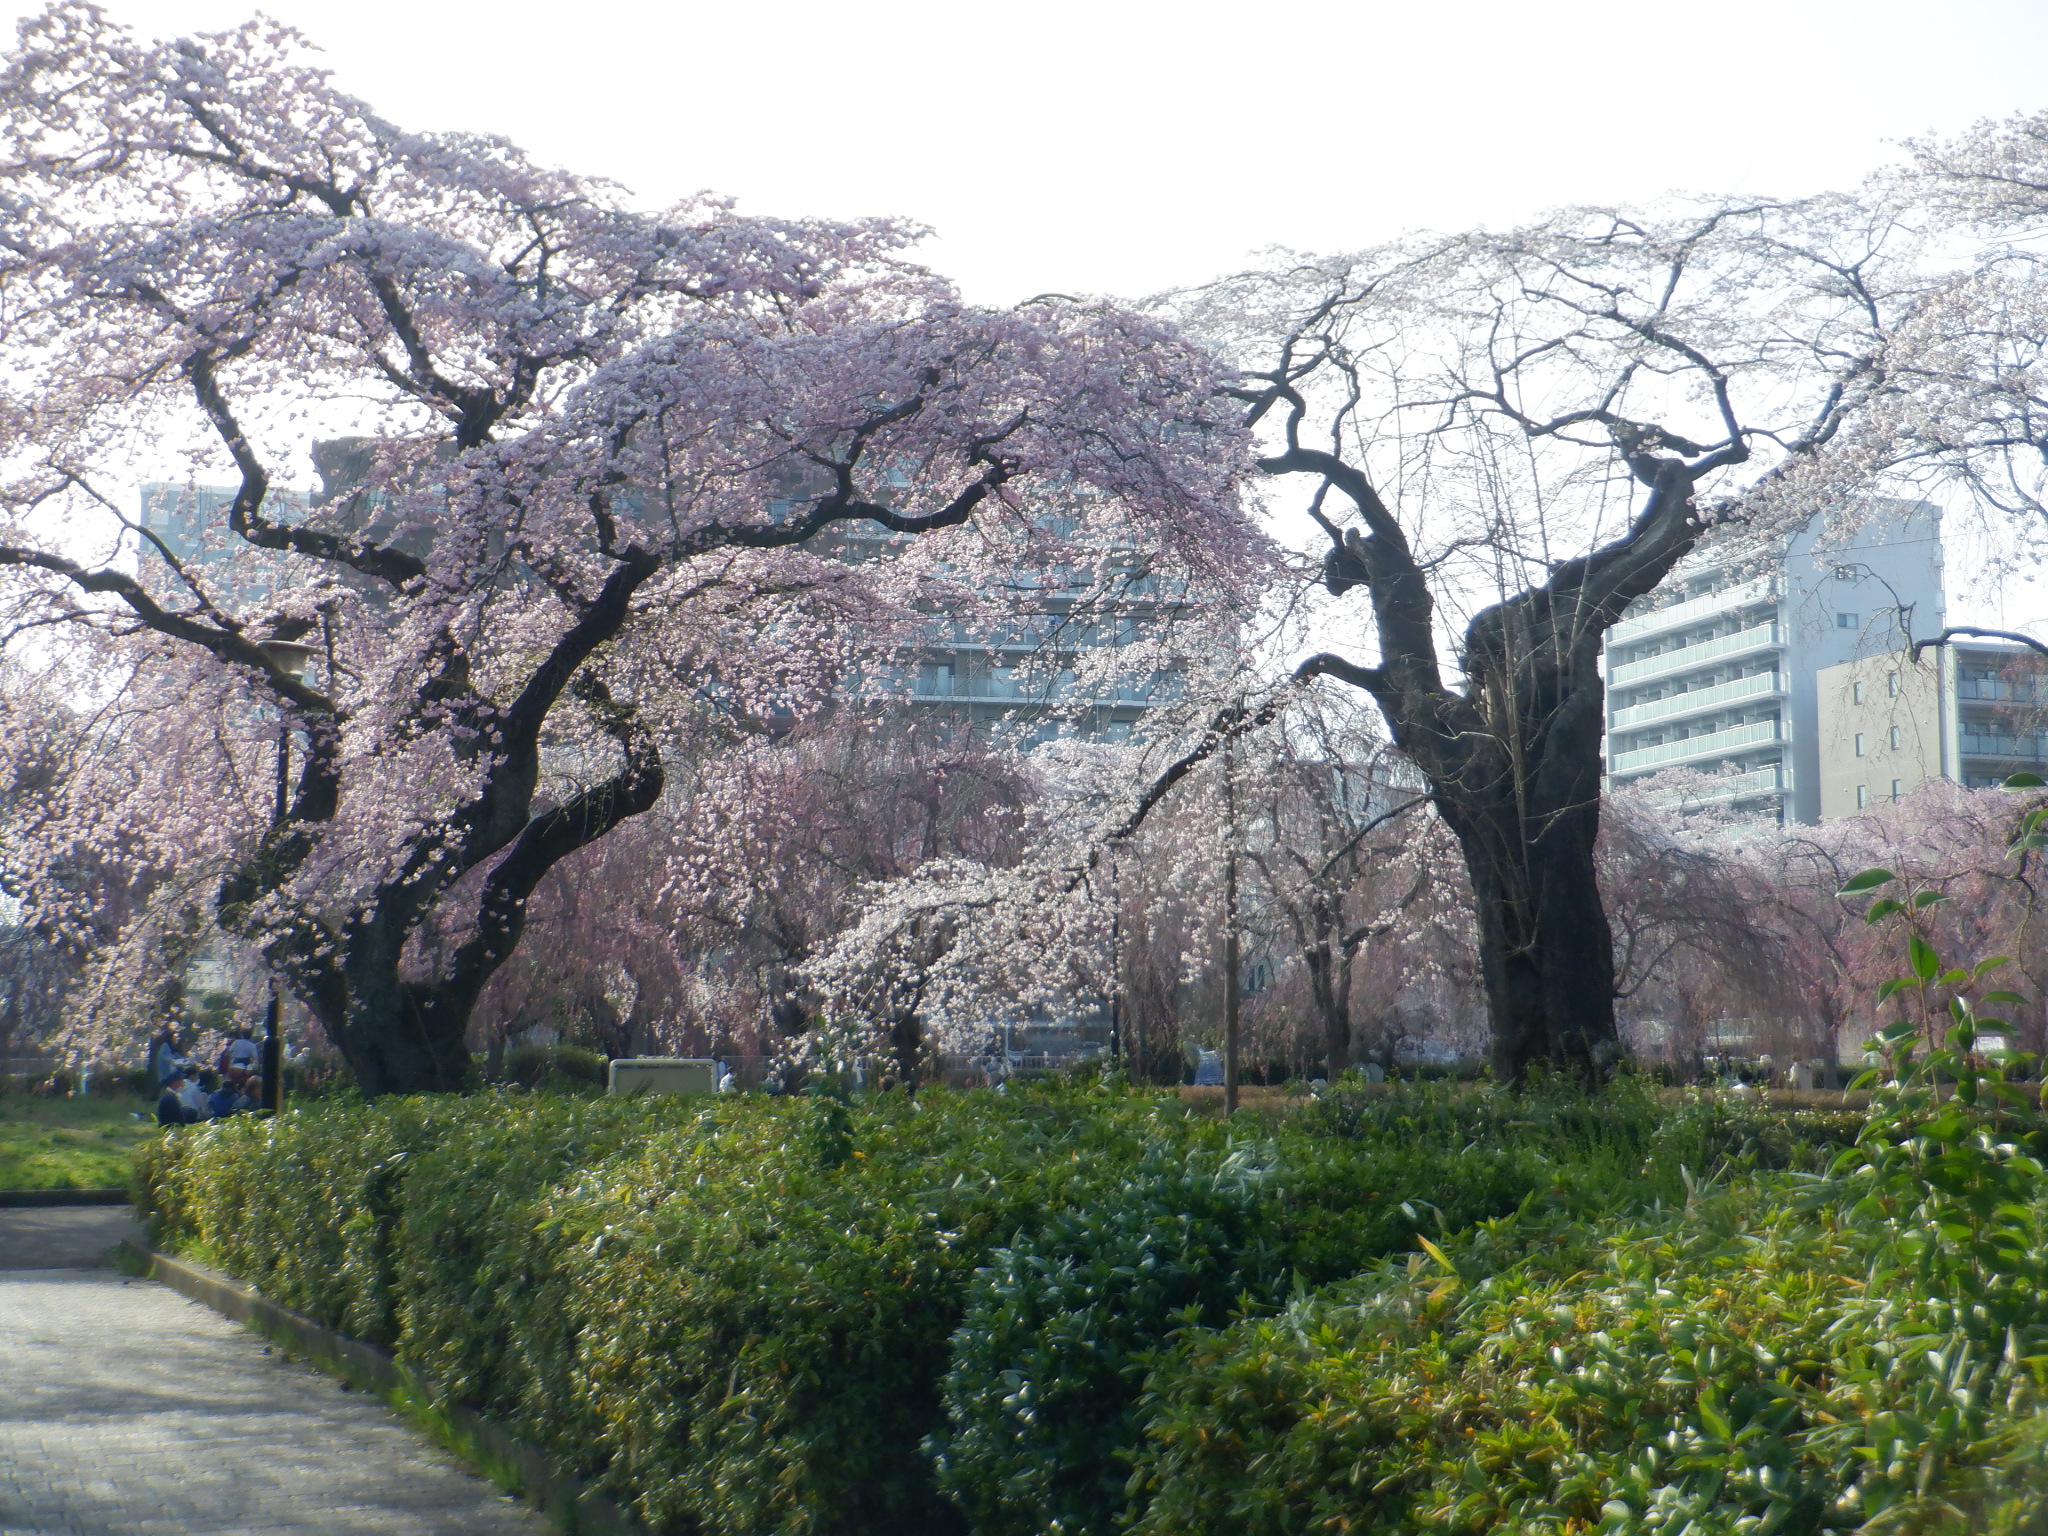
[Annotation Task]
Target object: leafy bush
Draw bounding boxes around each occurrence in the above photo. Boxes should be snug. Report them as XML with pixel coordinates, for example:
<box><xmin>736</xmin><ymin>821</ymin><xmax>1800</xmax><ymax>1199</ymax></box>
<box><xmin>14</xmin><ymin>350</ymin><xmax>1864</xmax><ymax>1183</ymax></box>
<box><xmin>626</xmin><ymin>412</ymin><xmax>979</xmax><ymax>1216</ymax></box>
<box><xmin>131</xmin><ymin>1072</ymin><xmax>1879</xmax><ymax>1536</ymax></box>
<box><xmin>139</xmin><ymin>1082</ymin><xmax>1227</xmax><ymax>1535</ymax></box>
<box><xmin>930</xmin><ymin>1147</ymin><xmax>1281</xmax><ymax>1536</ymax></box>
<box><xmin>1122</xmin><ymin>875</ymin><xmax>2047</xmax><ymax>1536</ymax></box>
<box><xmin>1128</xmin><ymin>1178</ymin><xmax>2048</xmax><ymax>1536</ymax></box>
<box><xmin>927</xmin><ymin>1085</ymin><xmax>1693</xmax><ymax>1536</ymax></box>
<box><xmin>499</xmin><ymin>1041</ymin><xmax>607</xmax><ymax>1090</ymax></box>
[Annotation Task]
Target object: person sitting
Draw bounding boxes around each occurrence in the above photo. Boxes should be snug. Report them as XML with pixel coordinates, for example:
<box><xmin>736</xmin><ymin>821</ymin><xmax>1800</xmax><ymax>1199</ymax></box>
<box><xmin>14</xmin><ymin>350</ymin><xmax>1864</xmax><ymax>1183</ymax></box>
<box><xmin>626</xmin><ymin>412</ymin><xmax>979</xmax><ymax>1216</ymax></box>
<box><xmin>218</xmin><ymin>1032</ymin><xmax>261</xmax><ymax>1087</ymax></box>
<box><xmin>156</xmin><ymin>1068</ymin><xmax>200</xmax><ymax>1126</ymax></box>
<box><xmin>233</xmin><ymin>1078</ymin><xmax>263</xmax><ymax>1115</ymax></box>
<box><xmin>176</xmin><ymin>1069</ymin><xmax>211</xmax><ymax>1123</ymax></box>
<box><xmin>206</xmin><ymin>1074</ymin><xmax>241</xmax><ymax>1120</ymax></box>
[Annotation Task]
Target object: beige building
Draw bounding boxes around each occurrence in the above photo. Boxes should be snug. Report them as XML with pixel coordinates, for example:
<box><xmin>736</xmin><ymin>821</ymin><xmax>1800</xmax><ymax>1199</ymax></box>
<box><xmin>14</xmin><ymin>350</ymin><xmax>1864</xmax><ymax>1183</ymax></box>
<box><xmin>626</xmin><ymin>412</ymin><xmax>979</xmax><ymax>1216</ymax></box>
<box><xmin>1816</xmin><ymin>640</ymin><xmax>2047</xmax><ymax>817</ymax></box>
<box><xmin>1814</xmin><ymin>654</ymin><xmax>1944</xmax><ymax>817</ymax></box>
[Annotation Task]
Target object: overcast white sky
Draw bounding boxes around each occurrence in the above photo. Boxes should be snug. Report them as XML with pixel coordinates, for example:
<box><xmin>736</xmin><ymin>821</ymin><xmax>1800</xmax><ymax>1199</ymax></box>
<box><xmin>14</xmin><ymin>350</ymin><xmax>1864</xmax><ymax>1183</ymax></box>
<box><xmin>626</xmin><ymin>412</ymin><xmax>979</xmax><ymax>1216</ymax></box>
<box><xmin>13</xmin><ymin>0</ymin><xmax>2048</xmax><ymax>627</ymax></box>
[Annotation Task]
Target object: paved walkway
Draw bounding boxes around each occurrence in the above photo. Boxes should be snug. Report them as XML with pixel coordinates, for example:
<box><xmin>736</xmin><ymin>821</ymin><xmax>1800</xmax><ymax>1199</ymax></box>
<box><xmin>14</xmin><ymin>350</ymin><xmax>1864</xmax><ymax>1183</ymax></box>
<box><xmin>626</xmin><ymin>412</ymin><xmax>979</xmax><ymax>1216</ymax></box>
<box><xmin>0</xmin><ymin>1211</ymin><xmax>548</xmax><ymax>1536</ymax></box>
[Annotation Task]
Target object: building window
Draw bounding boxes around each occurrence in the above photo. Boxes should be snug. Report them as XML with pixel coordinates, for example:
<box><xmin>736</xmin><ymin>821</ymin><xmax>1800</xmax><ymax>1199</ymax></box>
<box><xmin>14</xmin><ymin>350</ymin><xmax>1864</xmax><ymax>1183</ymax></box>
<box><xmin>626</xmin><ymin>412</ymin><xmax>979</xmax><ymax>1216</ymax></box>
<box><xmin>1852</xmin><ymin>681</ymin><xmax>1864</xmax><ymax>704</ymax></box>
<box><xmin>1891</xmin><ymin>779</ymin><xmax>1903</xmax><ymax>801</ymax></box>
<box><xmin>1854</xmin><ymin>732</ymin><xmax>1866</xmax><ymax>757</ymax></box>
<box><xmin>1836</xmin><ymin>612</ymin><xmax>1859</xmax><ymax>629</ymax></box>
<box><xmin>1887</xmin><ymin>670</ymin><xmax>1899</xmax><ymax>697</ymax></box>
<box><xmin>1856</xmin><ymin>784</ymin><xmax>1869</xmax><ymax>809</ymax></box>
<box><xmin>1889</xmin><ymin>726</ymin><xmax>1901</xmax><ymax>750</ymax></box>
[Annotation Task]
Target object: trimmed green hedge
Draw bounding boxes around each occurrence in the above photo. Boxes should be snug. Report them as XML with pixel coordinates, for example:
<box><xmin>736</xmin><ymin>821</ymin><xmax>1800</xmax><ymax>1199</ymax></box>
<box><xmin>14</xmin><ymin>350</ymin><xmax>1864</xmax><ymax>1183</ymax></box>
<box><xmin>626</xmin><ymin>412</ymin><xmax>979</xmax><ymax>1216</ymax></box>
<box><xmin>133</xmin><ymin>1078</ymin><xmax>1855</xmax><ymax>1536</ymax></box>
<box><xmin>1127</xmin><ymin>1181</ymin><xmax>2048</xmax><ymax>1536</ymax></box>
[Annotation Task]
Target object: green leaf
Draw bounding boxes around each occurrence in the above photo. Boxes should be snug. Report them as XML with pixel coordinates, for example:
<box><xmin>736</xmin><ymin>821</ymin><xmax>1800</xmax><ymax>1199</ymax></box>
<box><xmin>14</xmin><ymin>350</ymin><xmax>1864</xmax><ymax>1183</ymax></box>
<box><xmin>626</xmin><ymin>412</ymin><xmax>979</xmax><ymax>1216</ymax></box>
<box><xmin>1913</xmin><ymin>891</ymin><xmax>1949</xmax><ymax>910</ymax></box>
<box><xmin>1973</xmin><ymin>957</ymin><xmax>2014</xmax><ymax>978</ymax></box>
<box><xmin>1864</xmin><ymin>898</ymin><xmax>1905</xmax><ymax>925</ymax></box>
<box><xmin>1697</xmin><ymin>1395</ymin><xmax>1733</xmax><ymax>1442</ymax></box>
<box><xmin>1909</xmin><ymin>933</ymin><xmax>1940</xmax><ymax>981</ymax></box>
<box><xmin>2002</xmin><ymin>772</ymin><xmax>2046</xmax><ymax>790</ymax></box>
<box><xmin>1982</xmin><ymin>990</ymin><xmax>2027</xmax><ymax>1006</ymax></box>
<box><xmin>1876</xmin><ymin>978</ymin><xmax>1910</xmax><ymax>1004</ymax></box>
<box><xmin>1839</xmin><ymin>868</ymin><xmax>1898</xmax><ymax>895</ymax></box>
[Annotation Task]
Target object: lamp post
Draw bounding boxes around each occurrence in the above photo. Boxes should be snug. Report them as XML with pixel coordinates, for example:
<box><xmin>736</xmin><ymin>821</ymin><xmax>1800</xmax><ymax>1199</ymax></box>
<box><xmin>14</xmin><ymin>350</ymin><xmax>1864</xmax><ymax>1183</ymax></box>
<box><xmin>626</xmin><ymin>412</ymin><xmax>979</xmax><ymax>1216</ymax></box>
<box><xmin>255</xmin><ymin>639</ymin><xmax>315</xmax><ymax>1116</ymax></box>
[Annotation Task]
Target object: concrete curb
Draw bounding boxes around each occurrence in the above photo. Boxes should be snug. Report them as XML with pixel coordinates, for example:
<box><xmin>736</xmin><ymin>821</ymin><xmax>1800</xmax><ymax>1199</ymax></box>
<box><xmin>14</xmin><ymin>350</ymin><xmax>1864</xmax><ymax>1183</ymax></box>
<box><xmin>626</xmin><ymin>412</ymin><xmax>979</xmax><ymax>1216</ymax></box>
<box><xmin>0</xmin><ymin>1188</ymin><xmax>131</xmax><ymax>1207</ymax></box>
<box><xmin>123</xmin><ymin>1238</ymin><xmax>643</xmax><ymax>1536</ymax></box>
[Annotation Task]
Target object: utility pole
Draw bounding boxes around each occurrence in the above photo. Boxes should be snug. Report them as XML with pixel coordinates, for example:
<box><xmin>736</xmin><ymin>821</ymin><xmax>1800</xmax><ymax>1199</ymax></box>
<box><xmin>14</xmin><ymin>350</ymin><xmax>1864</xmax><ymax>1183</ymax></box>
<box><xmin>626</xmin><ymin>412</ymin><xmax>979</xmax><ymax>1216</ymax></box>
<box><xmin>1107</xmin><ymin>838</ymin><xmax>1122</xmax><ymax>1073</ymax></box>
<box><xmin>1223</xmin><ymin>730</ymin><xmax>1239</xmax><ymax>1117</ymax></box>
<box><xmin>256</xmin><ymin>638</ymin><xmax>314</xmax><ymax>1117</ymax></box>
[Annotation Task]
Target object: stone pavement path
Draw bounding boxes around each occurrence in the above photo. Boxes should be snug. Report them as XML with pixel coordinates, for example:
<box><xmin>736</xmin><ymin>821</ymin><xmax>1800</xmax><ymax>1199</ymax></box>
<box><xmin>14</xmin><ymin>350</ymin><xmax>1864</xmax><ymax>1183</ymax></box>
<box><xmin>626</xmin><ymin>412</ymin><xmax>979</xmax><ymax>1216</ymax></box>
<box><xmin>0</xmin><ymin>1211</ymin><xmax>549</xmax><ymax>1536</ymax></box>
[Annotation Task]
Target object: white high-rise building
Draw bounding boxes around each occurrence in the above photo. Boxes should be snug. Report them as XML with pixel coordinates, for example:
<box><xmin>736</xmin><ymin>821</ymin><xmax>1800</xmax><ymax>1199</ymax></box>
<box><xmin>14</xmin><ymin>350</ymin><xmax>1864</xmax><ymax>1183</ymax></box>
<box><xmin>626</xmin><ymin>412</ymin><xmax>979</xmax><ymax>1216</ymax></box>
<box><xmin>1602</xmin><ymin>502</ymin><xmax>1946</xmax><ymax>824</ymax></box>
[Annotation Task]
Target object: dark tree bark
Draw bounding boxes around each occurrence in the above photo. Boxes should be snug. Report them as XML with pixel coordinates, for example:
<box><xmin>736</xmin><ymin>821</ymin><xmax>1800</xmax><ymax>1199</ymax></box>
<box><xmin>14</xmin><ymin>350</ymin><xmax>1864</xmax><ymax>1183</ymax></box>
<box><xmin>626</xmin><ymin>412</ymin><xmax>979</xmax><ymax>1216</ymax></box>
<box><xmin>1211</xmin><ymin>202</ymin><xmax>1890</xmax><ymax>1080</ymax></box>
<box><xmin>1276</xmin><ymin>449</ymin><xmax>1728</xmax><ymax>1082</ymax></box>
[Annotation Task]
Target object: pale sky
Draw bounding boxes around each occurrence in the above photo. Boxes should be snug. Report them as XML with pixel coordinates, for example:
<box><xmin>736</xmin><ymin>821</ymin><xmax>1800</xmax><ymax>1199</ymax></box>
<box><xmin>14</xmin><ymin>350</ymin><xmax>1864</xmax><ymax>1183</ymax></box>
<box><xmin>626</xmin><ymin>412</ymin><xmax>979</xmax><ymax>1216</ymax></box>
<box><xmin>12</xmin><ymin>0</ymin><xmax>2048</xmax><ymax>629</ymax></box>
<box><xmin>26</xmin><ymin>0</ymin><xmax>2048</xmax><ymax>304</ymax></box>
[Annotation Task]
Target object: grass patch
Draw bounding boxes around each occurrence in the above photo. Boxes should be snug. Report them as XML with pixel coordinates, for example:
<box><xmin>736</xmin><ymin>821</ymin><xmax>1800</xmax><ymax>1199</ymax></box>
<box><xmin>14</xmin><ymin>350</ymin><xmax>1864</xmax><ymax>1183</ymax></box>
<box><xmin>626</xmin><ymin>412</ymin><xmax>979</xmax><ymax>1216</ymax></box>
<box><xmin>0</xmin><ymin>1090</ymin><xmax>157</xmax><ymax>1190</ymax></box>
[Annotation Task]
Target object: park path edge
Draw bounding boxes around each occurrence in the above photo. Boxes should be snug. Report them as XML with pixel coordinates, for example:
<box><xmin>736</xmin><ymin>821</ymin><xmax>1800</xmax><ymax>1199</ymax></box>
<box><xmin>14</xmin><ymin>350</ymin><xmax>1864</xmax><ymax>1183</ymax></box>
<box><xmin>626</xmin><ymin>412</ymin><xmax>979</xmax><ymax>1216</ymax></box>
<box><xmin>121</xmin><ymin>1237</ymin><xmax>645</xmax><ymax>1536</ymax></box>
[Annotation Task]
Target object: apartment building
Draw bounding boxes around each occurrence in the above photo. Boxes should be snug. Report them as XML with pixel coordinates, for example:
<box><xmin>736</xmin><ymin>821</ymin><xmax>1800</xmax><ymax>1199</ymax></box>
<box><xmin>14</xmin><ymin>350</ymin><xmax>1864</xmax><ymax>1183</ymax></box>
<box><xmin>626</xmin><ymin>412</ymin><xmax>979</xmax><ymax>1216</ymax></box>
<box><xmin>1815</xmin><ymin>639</ymin><xmax>2048</xmax><ymax>815</ymax></box>
<box><xmin>1601</xmin><ymin>501</ymin><xmax>1945</xmax><ymax>824</ymax></box>
<box><xmin>816</xmin><ymin>501</ymin><xmax>1190</xmax><ymax>742</ymax></box>
<box><xmin>146</xmin><ymin>467</ymin><xmax>1182</xmax><ymax>744</ymax></box>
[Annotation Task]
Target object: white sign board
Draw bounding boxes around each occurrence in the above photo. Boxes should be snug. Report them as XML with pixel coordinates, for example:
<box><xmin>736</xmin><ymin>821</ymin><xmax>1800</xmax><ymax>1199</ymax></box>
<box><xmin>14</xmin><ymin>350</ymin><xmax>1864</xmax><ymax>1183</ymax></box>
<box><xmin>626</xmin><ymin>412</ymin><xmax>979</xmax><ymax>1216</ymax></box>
<box><xmin>606</xmin><ymin>1057</ymin><xmax>719</xmax><ymax>1097</ymax></box>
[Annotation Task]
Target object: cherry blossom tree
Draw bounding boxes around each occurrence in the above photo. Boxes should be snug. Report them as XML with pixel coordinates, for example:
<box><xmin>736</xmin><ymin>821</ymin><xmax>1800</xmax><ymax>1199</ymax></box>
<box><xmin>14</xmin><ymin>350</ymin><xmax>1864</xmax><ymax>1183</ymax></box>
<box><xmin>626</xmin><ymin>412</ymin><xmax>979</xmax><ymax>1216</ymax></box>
<box><xmin>1174</xmin><ymin>198</ymin><xmax>1947</xmax><ymax>1081</ymax></box>
<box><xmin>465</xmin><ymin>710</ymin><xmax>1037</xmax><ymax>1075</ymax></box>
<box><xmin>1763</xmin><ymin>781</ymin><xmax>2047</xmax><ymax>1060</ymax></box>
<box><xmin>1235</xmin><ymin>690</ymin><xmax>1450</xmax><ymax>1078</ymax></box>
<box><xmin>0</xmin><ymin>7</ymin><xmax>1255</xmax><ymax>1095</ymax></box>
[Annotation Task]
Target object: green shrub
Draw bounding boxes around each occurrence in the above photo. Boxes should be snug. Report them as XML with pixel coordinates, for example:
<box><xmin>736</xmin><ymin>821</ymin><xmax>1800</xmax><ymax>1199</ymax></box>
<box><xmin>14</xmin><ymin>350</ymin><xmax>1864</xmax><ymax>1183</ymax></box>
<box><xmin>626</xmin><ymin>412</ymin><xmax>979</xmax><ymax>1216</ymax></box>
<box><xmin>132</xmin><ymin>1073</ymin><xmax>1876</xmax><ymax>1536</ymax></box>
<box><xmin>1123</xmin><ymin>900</ymin><xmax>2046</xmax><ymax>1536</ymax></box>
<box><xmin>138</xmin><ymin>1082</ymin><xmax>1222</xmax><ymax>1535</ymax></box>
<box><xmin>1128</xmin><ymin>1178</ymin><xmax>2048</xmax><ymax>1536</ymax></box>
<box><xmin>500</xmin><ymin>1041</ymin><xmax>607</xmax><ymax>1090</ymax></box>
<box><xmin>929</xmin><ymin>1115</ymin><xmax>1622</xmax><ymax>1536</ymax></box>
<box><xmin>930</xmin><ymin>1146</ymin><xmax>1280</xmax><ymax>1536</ymax></box>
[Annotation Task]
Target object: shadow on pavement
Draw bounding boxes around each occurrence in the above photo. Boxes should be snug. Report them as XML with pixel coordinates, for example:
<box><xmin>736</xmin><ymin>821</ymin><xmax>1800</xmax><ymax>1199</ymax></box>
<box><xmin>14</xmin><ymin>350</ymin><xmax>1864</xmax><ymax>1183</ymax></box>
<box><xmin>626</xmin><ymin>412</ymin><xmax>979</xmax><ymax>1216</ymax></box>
<box><xmin>0</xmin><ymin>1205</ymin><xmax>143</xmax><ymax>1269</ymax></box>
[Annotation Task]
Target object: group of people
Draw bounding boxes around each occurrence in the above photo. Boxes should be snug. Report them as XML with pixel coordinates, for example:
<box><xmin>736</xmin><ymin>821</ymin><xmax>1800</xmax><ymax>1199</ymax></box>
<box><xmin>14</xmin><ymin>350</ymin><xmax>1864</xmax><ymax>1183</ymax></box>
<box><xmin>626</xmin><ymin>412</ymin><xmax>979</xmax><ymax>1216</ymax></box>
<box><xmin>150</xmin><ymin>1029</ymin><xmax>265</xmax><ymax>1126</ymax></box>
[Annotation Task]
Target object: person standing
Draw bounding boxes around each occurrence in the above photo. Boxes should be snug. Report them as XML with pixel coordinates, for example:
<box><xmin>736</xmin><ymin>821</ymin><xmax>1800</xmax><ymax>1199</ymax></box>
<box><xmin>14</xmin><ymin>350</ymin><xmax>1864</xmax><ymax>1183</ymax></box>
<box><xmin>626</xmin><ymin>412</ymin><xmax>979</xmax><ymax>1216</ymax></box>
<box><xmin>148</xmin><ymin>1027</ymin><xmax>183</xmax><ymax>1087</ymax></box>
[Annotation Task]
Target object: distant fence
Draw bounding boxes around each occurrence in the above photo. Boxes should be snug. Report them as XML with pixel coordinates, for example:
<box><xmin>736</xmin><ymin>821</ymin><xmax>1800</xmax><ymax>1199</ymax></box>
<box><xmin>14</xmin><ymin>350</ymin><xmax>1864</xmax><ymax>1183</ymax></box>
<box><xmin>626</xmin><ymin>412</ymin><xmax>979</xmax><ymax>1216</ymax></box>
<box><xmin>700</xmin><ymin>1051</ymin><xmax>1106</xmax><ymax>1092</ymax></box>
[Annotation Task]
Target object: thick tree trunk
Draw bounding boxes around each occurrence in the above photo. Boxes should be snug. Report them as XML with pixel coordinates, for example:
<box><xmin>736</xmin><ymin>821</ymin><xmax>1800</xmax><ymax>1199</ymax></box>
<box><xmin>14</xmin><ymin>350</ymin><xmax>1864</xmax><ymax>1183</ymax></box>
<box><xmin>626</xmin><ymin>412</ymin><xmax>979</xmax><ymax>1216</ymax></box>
<box><xmin>1445</xmin><ymin>795</ymin><xmax>1618</xmax><ymax>1085</ymax></box>
<box><xmin>1300</xmin><ymin>937</ymin><xmax>1350</xmax><ymax>1080</ymax></box>
<box><xmin>1432</xmin><ymin>665</ymin><xmax>1620</xmax><ymax>1084</ymax></box>
<box><xmin>337</xmin><ymin>979</ymin><xmax>473</xmax><ymax>1097</ymax></box>
<box><xmin>326</xmin><ymin>924</ymin><xmax>475</xmax><ymax>1097</ymax></box>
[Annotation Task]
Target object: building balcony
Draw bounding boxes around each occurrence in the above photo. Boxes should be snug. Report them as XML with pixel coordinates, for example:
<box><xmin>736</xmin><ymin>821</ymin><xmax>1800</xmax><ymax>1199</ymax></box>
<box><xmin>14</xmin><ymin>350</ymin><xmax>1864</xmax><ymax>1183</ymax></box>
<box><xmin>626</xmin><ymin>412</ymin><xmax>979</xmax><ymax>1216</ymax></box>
<box><xmin>1606</xmin><ymin>622</ymin><xmax>1779</xmax><ymax>688</ymax></box>
<box><xmin>1608</xmin><ymin>576</ymin><xmax>1776</xmax><ymax>645</ymax></box>
<box><xmin>1609</xmin><ymin>670</ymin><xmax>1783</xmax><ymax>730</ymax></box>
<box><xmin>1642</xmin><ymin>764</ymin><xmax>1787</xmax><ymax>807</ymax></box>
<box><xmin>1608</xmin><ymin>718</ymin><xmax>1782</xmax><ymax>776</ymax></box>
<box><xmin>1959</xmin><ymin>734</ymin><xmax>2048</xmax><ymax>763</ymax></box>
<box><xmin>1955</xmin><ymin>678</ymin><xmax>2046</xmax><ymax>703</ymax></box>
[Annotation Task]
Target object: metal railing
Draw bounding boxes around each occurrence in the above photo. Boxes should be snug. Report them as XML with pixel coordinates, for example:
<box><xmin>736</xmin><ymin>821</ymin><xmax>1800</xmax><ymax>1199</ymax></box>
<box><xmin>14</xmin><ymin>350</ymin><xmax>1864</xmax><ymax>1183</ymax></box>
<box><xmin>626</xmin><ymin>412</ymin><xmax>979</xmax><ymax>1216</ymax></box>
<box><xmin>1609</xmin><ymin>670</ymin><xmax>1782</xmax><ymax>730</ymax></box>
<box><xmin>1609</xmin><ymin>576</ymin><xmax>1775</xmax><ymax>644</ymax></box>
<box><xmin>1641</xmin><ymin>764</ymin><xmax>1785</xmax><ymax>807</ymax></box>
<box><xmin>1607</xmin><ymin>622</ymin><xmax>1779</xmax><ymax>687</ymax></box>
<box><xmin>1959</xmin><ymin>735</ymin><xmax>2048</xmax><ymax>762</ymax></box>
<box><xmin>1609</xmin><ymin>718</ymin><xmax>1780</xmax><ymax>775</ymax></box>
